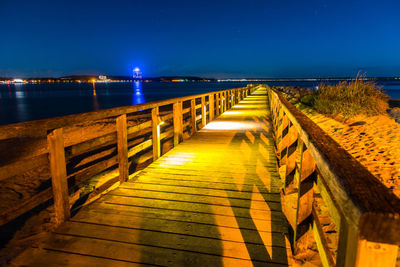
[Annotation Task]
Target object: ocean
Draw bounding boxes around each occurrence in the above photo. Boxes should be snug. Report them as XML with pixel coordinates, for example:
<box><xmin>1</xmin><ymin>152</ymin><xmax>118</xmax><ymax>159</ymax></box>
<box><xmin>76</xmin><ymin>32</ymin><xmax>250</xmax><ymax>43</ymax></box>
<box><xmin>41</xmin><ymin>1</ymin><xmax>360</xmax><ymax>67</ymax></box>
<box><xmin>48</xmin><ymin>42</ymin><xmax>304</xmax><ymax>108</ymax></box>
<box><xmin>1</xmin><ymin>80</ymin><xmax>400</xmax><ymax>125</ymax></box>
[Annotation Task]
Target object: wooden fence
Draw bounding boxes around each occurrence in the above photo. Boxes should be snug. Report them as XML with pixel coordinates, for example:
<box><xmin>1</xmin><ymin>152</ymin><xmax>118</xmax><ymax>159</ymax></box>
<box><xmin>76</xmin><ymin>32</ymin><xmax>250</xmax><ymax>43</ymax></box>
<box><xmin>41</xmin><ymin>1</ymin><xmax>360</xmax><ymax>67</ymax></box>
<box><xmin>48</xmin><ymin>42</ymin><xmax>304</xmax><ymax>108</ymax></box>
<box><xmin>0</xmin><ymin>85</ymin><xmax>255</xmax><ymax>227</ymax></box>
<box><xmin>268</xmin><ymin>86</ymin><xmax>400</xmax><ymax>266</ymax></box>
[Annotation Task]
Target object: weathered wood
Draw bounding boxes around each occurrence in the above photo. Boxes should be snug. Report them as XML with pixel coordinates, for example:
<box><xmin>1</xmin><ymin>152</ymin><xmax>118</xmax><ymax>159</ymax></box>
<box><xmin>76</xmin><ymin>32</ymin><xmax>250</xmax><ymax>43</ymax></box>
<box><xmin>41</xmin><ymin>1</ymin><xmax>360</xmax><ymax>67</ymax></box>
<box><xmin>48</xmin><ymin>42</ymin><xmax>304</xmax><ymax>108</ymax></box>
<box><xmin>127</xmin><ymin>120</ymin><xmax>152</xmax><ymax>135</ymax></box>
<box><xmin>116</xmin><ymin>115</ymin><xmax>129</xmax><ymax>183</ymax></box>
<box><xmin>173</xmin><ymin>102</ymin><xmax>183</xmax><ymax>146</ymax></box>
<box><xmin>0</xmin><ymin>86</ymin><xmax>256</xmax><ymax>231</ymax></box>
<box><xmin>12</xmin><ymin>86</ymin><xmax>292</xmax><ymax>267</ymax></box>
<box><xmin>47</xmin><ymin>128</ymin><xmax>70</xmax><ymax>224</ymax></box>
<box><xmin>209</xmin><ymin>94</ymin><xmax>214</xmax><ymax>120</ymax></box>
<box><xmin>0</xmin><ymin>87</ymin><xmax>251</xmax><ymax>140</ymax></box>
<box><xmin>215</xmin><ymin>93</ymin><xmax>220</xmax><ymax>116</ymax></box>
<box><xmin>201</xmin><ymin>96</ymin><xmax>206</xmax><ymax>127</ymax></box>
<box><xmin>312</xmin><ymin>204</ymin><xmax>336</xmax><ymax>267</ymax></box>
<box><xmin>66</xmin><ymin>132</ymin><xmax>117</xmax><ymax>159</ymax></box>
<box><xmin>128</xmin><ymin>139</ymin><xmax>153</xmax><ymax>158</ymax></box>
<box><xmin>68</xmin><ymin>156</ymin><xmax>118</xmax><ymax>187</ymax></box>
<box><xmin>270</xmin><ymin>88</ymin><xmax>400</xmax><ymax>245</ymax></box>
<box><xmin>151</xmin><ymin>107</ymin><xmax>161</xmax><ymax>160</ymax></box>
<box><xmin>0</xmin><ymin>153</ymin><xmax>49</xmax><ymax>182</ymax></box>
<box><xmin>355</xmin><ymin>239</ymin><xmax>398</xmax><ymax>267</ymax></box>
<box><xmin>190</xmin><ymin>99</ymin><xmax>197</xmax><ymax>133</ymax></box>
<box><xmin>0</xmin><ymin>187</ymin><xmax>52</xmax><ymax>226</ymax></box>
<box><xmin>268</xmin><ymin>86</ymin><xmax>400</xmax><ymax>267</ymax></box>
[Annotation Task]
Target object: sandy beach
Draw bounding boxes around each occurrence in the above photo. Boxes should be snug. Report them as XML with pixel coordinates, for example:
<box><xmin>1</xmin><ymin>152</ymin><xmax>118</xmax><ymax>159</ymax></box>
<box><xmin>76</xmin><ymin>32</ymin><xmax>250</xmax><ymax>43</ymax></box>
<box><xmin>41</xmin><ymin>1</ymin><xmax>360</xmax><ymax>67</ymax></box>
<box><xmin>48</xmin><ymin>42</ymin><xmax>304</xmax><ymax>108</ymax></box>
<box><xmin>298</xmin><ymin>105</ymin><xmax>400</xmax><ymax>198</ymax></box>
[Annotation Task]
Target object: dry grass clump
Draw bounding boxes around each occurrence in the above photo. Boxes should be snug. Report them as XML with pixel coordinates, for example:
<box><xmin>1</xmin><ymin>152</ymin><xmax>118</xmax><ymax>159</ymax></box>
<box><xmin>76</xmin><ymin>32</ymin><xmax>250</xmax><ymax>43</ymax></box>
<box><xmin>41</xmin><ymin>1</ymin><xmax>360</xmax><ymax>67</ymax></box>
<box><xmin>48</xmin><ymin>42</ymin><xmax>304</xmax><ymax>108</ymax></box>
<box><xmin>311</xmin><ymin>77</ymin><xmax>389</xmax><ymax>117</ymax></box>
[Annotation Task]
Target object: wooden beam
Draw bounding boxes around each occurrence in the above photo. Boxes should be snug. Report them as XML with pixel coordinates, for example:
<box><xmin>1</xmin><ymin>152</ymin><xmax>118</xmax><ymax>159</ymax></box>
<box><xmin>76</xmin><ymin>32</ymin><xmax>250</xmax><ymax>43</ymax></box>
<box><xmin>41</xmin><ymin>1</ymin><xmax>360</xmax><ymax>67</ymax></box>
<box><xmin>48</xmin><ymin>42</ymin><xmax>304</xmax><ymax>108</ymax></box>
<box><xmin>190</xmin><ymin>99</ymin><xmax>197</xmax><ymax>134</ymax></box>
<box><xmin>215</xmin><ymin>93</ymin><xmax>220</xmax><ymax>116</ymax></box>
<box><xmin>151</xmin><ymin>107</ymin><xmax>161</xmax><ymax>160</ymax></box>
<box><xmin>47</xmin><ymin>128</ymin><xmax>70</xmax><ymax>225</ymax></box>
<box><xmin>355</xmin><ymin>240</ymin><xmax>398</xmax><ymax>267</ymax></box>
<box><xmin>312</xmin><ymin>205</ymin><xmax>336</xmax><ymax>267</ymax></box>
<box><xmin>116</xmin><ymin>114</ymin><xmax>129</xmax><ymax>183</ymax></box>
<box><xmin>201</xmin><ymin>96</ymin><xmax>206</xmax><ymax>127</ymax></box>
<box><xmin>222</xmin><ymin>92</ymin><xmax>226</xmax><ymax>113</ymax></box>
<box><xmin>209</xmin><ymin>94</ymin><xmax>214</xmax><ymax>121</ymax></box>
<box><xmin>173</xmin><ymin>102</ymin><xmax>183</xmax><ymax>146</ymax></box>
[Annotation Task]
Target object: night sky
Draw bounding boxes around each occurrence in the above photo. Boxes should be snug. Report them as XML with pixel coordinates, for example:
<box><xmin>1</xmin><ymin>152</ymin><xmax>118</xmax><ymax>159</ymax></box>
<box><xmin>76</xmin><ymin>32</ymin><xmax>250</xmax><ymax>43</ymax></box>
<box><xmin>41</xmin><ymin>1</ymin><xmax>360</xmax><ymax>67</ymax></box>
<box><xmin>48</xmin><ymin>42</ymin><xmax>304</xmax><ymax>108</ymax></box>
<box><xmin>1</xmin><ymin>0</ymin><xmax>400</xmax><ymax>78</ymax></box>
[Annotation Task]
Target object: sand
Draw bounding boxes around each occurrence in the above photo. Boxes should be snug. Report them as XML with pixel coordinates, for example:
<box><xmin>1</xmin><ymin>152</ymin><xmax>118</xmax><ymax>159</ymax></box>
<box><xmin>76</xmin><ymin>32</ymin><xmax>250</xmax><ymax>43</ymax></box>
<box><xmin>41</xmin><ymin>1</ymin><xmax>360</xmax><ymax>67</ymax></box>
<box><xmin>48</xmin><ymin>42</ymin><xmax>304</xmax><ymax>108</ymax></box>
<box><xmin>298</xmin><ymin>105</ymin><xmax>400</xmax><ymax>198</ymax></box>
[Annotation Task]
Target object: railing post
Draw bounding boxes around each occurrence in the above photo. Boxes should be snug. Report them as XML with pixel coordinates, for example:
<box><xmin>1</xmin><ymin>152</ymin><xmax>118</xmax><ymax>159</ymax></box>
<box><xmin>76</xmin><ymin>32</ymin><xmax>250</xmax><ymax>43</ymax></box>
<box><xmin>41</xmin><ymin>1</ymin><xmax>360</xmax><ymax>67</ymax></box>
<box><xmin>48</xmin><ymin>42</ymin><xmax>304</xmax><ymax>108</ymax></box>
<box><xmin>292</xmin><ymin>139</ymin><xmax>315</xmax><ymax>254</ymax></box>
<box><xmin>227</xmin><ymin>90</ymin><xmax>231</xmax><ymax>109</ymax></box>
<box><xmin>201</xmin><ymin>96</ymin><xmax>206</xmax><ymax>127</ymax></box>
<box><xmin>151</xmin><ymin>107</ymin><xmax>161</xmax><ymax>160</ymax></box>
<box><xmin>220</xmin><ymin>92</ymin><xmax>223</xmax><ymax>114</ymax></box>
<box><xmin>223</xmin><ymin>92</ymin><xmax>227</xmax><ymax>112</ymax></box>
<box><xmin>209</xmin><ymin>94</ymin><xmax>214</xmax><ymax>121</ymax></box>
<box><xmin>191</xmin><ymin>99</ymin><xmax>197</xmax><ymax>133</ymax></box>
<box><xmin>47</xmin><ymin>128</ymin><xmax>70</xmax><ymax>225</ymax></box>
<box><xmin>116</xmin><ymin>114</ymin><xmax>129</xmax><ymax>183</ymax></box>
<box><xmin>173</xmin><ymin>102</ymin><xmax>183</xmax><ymax>146</ymax></box>
<box><xmin>215</xmin><ymin>93</ymin><xmax>220</xmax><ymax>116</ymax></box>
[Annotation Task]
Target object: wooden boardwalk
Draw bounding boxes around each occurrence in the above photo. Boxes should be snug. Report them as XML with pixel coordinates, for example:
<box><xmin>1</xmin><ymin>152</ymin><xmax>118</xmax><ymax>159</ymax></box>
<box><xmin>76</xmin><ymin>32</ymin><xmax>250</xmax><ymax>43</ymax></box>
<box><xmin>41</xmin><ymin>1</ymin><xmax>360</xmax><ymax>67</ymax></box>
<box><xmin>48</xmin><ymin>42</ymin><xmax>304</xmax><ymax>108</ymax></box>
<box><xmin>13</xmin><ymin>88</ymin><xmax>291</xmax><ymax>266</ymax></box>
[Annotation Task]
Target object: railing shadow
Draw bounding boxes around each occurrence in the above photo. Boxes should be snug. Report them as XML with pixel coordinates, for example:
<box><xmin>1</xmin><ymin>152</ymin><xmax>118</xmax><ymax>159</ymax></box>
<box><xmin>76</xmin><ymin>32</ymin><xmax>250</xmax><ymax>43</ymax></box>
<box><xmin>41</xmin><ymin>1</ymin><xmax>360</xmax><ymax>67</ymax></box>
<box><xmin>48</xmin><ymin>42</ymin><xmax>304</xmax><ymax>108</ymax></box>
<box><xmin>221</xmin><ymin>90</ymin><xmax>289</xmax><ymax>265</ymax></box>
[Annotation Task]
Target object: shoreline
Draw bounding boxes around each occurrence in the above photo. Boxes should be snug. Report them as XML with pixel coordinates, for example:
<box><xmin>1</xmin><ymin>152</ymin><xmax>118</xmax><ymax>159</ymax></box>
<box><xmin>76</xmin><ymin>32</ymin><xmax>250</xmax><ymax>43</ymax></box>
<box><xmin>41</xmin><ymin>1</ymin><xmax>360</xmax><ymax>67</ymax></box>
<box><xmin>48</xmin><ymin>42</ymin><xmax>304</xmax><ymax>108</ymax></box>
<box><xmin>389</xmin><ymin>99</ymin><xmax>400</xmax><ymax>108</ymax></box>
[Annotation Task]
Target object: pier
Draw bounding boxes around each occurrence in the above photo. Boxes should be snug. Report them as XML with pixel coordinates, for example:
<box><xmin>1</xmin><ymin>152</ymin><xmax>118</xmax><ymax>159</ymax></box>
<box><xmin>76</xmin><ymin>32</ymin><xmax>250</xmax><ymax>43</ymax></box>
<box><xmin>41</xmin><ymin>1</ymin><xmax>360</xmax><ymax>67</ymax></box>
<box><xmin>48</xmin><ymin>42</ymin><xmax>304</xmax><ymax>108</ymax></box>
<box><xmin>0</xmin><ymin>86</ymin><xmax>399</xmax><ymax>266</ymax></box>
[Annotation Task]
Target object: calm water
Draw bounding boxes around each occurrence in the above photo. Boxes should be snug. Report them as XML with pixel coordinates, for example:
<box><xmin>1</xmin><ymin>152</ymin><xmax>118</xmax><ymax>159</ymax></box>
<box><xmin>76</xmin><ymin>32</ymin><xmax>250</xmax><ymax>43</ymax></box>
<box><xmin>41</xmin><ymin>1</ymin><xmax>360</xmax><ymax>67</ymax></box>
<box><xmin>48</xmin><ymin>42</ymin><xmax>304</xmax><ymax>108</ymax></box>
<box><xmin>1</xmin><ymin>80</ymin><xmax>399</xmax><ymax>125</ymax></box>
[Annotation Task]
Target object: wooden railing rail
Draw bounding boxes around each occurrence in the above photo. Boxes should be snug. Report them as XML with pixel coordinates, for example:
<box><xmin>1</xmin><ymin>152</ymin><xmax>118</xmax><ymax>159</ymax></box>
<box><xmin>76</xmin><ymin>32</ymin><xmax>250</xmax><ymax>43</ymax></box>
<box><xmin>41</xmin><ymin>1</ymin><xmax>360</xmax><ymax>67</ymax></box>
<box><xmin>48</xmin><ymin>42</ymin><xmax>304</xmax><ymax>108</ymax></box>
<box><xmin>267</xmin><ymin>86</ymin><xmax>400</xmax><ymax>266</ymax></box>
<box><xmin>0</xmin><ymin>85</ymin><xmax>257</xmax><ymax>228</ymax></box>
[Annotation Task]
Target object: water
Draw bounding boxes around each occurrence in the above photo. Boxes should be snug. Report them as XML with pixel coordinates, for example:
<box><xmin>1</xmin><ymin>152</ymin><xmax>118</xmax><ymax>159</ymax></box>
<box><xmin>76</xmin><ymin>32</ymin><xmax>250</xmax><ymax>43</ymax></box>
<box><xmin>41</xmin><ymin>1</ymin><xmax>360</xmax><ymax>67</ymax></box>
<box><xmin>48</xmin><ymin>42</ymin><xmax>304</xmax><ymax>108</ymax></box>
<box><xmin>1</xmin><ymin>80</ymin><xmax>399</xmax><ymax>125</ymax></box>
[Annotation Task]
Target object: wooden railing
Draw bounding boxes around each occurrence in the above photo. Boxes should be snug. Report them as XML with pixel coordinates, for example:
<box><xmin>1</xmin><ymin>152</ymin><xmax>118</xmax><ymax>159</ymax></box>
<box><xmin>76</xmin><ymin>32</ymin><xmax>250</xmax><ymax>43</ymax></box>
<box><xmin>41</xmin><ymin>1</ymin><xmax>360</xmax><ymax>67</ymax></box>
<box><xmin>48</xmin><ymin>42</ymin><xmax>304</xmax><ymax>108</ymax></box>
<box><xmin>0</xmin><ymin>85</ymin><xmax>256</xmax><ymax>226</ymax></box>
<box><xmin>267</xmin><ymin>86</ymin><xmax>400</xmax><ymax>266</ymax></box>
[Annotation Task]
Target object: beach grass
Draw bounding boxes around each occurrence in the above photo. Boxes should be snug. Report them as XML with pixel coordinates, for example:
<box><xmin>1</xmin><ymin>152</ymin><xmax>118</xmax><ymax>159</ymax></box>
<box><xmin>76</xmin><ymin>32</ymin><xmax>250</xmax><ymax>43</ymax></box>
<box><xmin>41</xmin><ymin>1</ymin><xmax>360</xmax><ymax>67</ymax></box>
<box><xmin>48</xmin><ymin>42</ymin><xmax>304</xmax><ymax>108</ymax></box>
<box><xmin>304</xmin><ymin>76</ymin><xmax>389</xmax><ymax>117</ymax></box>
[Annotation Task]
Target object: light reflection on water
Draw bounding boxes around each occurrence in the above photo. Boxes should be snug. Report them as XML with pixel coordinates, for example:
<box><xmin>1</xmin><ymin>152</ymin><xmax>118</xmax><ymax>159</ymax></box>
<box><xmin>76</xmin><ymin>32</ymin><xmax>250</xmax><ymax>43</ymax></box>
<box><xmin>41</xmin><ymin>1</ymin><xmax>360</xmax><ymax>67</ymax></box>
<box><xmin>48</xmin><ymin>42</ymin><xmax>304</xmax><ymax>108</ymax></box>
<box><xmin>132</xmin><ymin>81</ymin><xmax>145</xmax><ymax>105</ymax></box>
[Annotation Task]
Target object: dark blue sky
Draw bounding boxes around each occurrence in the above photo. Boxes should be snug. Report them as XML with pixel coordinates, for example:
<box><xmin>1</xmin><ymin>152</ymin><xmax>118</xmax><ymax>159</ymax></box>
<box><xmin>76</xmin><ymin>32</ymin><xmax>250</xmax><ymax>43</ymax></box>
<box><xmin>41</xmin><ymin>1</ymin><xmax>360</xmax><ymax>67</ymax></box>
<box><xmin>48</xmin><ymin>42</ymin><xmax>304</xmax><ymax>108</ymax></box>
<box><xmin>1</xmin><ymin>0</ymin><xmax>399</xmax><ymax>78</ymax></box>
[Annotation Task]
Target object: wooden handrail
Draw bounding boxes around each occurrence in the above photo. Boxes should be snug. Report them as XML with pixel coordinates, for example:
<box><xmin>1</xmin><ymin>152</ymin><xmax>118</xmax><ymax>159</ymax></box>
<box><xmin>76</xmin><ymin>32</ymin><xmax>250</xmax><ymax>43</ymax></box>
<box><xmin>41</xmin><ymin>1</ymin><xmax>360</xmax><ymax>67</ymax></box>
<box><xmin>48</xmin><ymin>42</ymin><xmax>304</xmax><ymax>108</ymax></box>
<box><xmin>0</xmin><ymin>87</ymin><xmax>253</xmax><ymax>140</ymax></box>
<box><xmin>267</xmin><ymin>86</ymin><xmax>400</xmax><ymax>266</ymax></box>
<box><xmin>0</xmin><ymin>85</ymin><xmax>256</xmax><ymax>228</ymax></box>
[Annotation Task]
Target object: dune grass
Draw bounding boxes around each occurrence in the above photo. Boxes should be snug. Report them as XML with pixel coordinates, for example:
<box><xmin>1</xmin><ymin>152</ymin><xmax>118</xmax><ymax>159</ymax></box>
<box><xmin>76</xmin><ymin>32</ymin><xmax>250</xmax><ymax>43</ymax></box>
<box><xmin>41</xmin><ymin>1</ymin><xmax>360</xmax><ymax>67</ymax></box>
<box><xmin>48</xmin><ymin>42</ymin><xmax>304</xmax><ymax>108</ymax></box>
<box><xmin>304</xmin><ymin>76</ymin><xmax>389</xmax><ymax>117</ymax></box>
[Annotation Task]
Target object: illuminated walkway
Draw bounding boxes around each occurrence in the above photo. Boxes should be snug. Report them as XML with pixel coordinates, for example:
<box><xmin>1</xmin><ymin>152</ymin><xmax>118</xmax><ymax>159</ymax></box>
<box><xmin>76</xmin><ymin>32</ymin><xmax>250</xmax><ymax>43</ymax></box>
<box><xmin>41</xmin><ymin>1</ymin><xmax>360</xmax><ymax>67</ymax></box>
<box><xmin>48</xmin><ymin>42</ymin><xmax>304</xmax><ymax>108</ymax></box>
<box><xmin>13</xmin><ymin>88</ymin><xmax>291</xmax><ymax>266</ymax></box>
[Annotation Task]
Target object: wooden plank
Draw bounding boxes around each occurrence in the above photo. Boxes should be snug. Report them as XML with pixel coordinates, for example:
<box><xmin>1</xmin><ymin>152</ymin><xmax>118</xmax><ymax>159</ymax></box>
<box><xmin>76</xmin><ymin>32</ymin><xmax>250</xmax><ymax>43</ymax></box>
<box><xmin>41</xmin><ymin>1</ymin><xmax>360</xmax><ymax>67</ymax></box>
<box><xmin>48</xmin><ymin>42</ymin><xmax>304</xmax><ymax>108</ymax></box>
<box><xmin>118</xmin><ymin>182</ymin><xmax>281</xmax><ymax>203</ymax></box>
<box><xmin>116</xmin><ymin>115</ymin><xmax>129</xmax><ymax>183</ymax></box>
<box><xmin>77</xmin><ymin>200</ymin><xmax>287</xmax><ymax>229</ymax></box>
<box><xmin>151</xmin><ymin>107</ymin><xmax>160</xmax><ymax>160</ymax></box>
<box><xmin>190</xmin><ymin>99</ymin><xmax>197</xmax><ymax>133</ymax></box>
<box><xmin>100</xmin><ymin>194</ymin><xmax>285</xmax><ymax>222</ymax></box>
<box><xmin>355</xmin><ymin>239</ymin><xmax>398</xmax><ymax>267</ymax></box>
<box><xmin>12</xmin><ymin>247</ymin><xmax>138</xmax><ymax>267</ymax></box>
<box><xmin>47</xmin><ymin>128</ymin><xmax>70</xmax><ymax>224</ymax></box>
<box><xmin>312</xmin><ymin>204</ymin><xmax>336</xmax><ymax>267</ymax></box>
<box><xmin>0</xmin><ymin>153</ymin><xmax>49</xmax><ymax>182</ymax></box>
<box><xmin>66</xmin><ymin>132</ymin><xmax>116</xmax><ymax>159</ymax></box>
<box><xmin>0</xmin><ymin>187</ymin><xmax>52</xmax><ymax>226</ymax></box>
<box><xmin>39</xmin><ymin>233</ymin><xmax>279</xmax><ymax>267</ymax></box>
<box><xmin>54</xmin><ymin>221</ymin><xmax>290</xmax><ymax>265</ymax></box>
<box><xmin>107</xmin><ymin>187</ymin><xmax>283</xmax><ymax>211</ymax></box>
